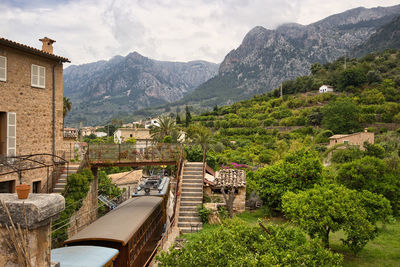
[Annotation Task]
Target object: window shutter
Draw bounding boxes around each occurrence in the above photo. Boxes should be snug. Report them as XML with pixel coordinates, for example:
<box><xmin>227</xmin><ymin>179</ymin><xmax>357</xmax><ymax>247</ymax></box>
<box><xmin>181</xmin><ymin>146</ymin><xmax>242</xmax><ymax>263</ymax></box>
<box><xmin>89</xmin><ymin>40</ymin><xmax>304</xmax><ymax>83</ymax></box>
<box><xmin>0</xmin><ymin>56</ymin><xmax>6</xmax><ymax>81</ymax></box>
<box><xmin>7</xmin><ymin>112</ymin><xmax>16</xmax><ymax>157</ymax></box>
<box><xmin>31</xmin><ymin>64</ymin><xmax>38</xmax><ymax>86</ymax></box>
<box><xmin>39</xmin><ymin>66</ymin><xmax>45</xmax><ymax>87</ymax></box>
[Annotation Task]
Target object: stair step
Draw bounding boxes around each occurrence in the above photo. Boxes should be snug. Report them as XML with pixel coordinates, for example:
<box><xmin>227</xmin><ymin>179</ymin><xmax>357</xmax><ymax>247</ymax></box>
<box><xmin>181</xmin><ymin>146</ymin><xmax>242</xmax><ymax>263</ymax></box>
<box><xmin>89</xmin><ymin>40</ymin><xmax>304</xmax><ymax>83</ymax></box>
<box><xmin>183</xmin><ymin>171</ymin><xmax>202</xmax><ymax>175</ymax></box>
<box><xmin>180</xmin><ymin>202</ymin><xmax>202</xmax><ymax>206</ymax></box>
<box><xmin>184</xmin><ymin>167</ymin><xmax>203</xmax><ymax>171</ymax></box>
<box><xmin>181</xmin><ymin>187</ymin><xmax>202</xmax><ymax>192</ymax></box>
<box><xmin>53</xmin><ymin>188</ymin><xmax>63</xmax><ymax>193</ymax></box>
<box><xmin>181</xmin><ymin>197</ymin><xmax>202</xmax><ymax>202</ymax></box>
<box><xmin>183</xmin><ymin>174</ymin><xmax>203</xmax><ymax>178</ymax></box>
<box><xmin>179</xmin><ymin>216</ymin><xmax>201</xmax><ymax>222</ymax></box>
<box><xmin>179</xmin><ymin>212</ymin><xmax>198</xmax><ymax>217</ymax></box>
<box><xmin>179</xmin><ymin>207</ymin><xmax>198</xmax><ymax>212</ymax></box>
<box><xmin>58</xmin><ymin>178</ymin><xmax>67</xmax><ymax>183</ymax></box>
<box><xmin>182</xmin><ymin>179</ymin><xmax>202</xmax><ymax>184</ymax></box>
<box><xmin>180</xmin><ymin>227</ymin><xmax>202</xmax><ymax>234</ymax></box>
<box><xmin>182</xmin><ymin>192</ymin><xmax>202</xmax><ymax>197</ymax></box>
<box><xmin>178</xmin><ymin>222</ymin><xmax>202</xmax><ymax>228</ymax></box>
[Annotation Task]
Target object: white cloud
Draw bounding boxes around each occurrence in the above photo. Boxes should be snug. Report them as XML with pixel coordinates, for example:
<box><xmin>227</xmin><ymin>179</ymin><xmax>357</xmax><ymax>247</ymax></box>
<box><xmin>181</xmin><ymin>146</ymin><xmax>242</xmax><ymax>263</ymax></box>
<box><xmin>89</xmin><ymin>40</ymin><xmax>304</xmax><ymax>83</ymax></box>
<box><xmin>0</xmin><ymin>0</ymin><xmax>398</xmax><ymax>65</ymax></box>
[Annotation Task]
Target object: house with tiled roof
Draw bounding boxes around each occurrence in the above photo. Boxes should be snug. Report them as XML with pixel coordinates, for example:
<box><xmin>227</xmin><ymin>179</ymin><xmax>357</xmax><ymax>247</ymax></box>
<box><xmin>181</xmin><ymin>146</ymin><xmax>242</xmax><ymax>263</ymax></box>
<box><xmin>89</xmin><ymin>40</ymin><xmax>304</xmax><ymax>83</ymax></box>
<box><xmin>329</xmin><ymin>129</ymin><xmax>374</xmax><ymax>150</ymax></box>
<box><xmin>204</xmin><ymin>169</ymin><xmax>246</xmax><ymax>213</ymax></box>
<box><xmin>0</xmin><ymin>36</ymin><xmax>69</xmax><ymax>193</ymax></box>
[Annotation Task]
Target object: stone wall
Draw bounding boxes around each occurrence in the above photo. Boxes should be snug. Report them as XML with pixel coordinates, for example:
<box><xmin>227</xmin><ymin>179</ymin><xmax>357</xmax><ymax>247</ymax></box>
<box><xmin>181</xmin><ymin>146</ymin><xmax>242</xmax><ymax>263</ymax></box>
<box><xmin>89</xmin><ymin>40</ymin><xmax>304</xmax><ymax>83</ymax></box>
<box><xmin>0</xmin><ymin>43</ymin><xmax>65</xmax><ymax>191</ymax></box>
<box><xmin>0</xmin><ymin>194</ymin><xmax>64</xmax><ymax>266</ymax></box>
<box><xmin>67</xmin><ymin>180</ymin><xmax>97</xmax><ymax>237</ymax></box>
<box><xmin>203</xmin><ymin>186</ymin><xmax>246</xmax><ymax>213</ymax></box>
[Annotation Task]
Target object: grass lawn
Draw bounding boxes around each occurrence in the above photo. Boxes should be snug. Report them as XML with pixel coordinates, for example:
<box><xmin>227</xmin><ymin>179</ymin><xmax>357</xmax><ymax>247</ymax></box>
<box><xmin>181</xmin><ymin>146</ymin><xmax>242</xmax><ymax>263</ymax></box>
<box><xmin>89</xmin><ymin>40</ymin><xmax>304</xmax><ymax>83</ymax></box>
<box><xmin>330</xmin><ymin>222</ymin><xmax>400</xmax><ymax>267</ymax></box>
<box><xmin>182</xmin><ymin>211</ymin><xmax>400</xmax><ymax>266</ymax></box>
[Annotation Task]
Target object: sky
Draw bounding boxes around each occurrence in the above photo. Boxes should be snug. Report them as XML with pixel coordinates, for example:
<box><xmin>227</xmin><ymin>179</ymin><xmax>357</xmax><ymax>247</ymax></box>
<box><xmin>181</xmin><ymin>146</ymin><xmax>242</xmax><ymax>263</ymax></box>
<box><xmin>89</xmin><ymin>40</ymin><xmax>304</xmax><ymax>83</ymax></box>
<box><xmin>1</xmin><ymin>0</ymin><xmax>399</xmax><ymax>66</ymax></box>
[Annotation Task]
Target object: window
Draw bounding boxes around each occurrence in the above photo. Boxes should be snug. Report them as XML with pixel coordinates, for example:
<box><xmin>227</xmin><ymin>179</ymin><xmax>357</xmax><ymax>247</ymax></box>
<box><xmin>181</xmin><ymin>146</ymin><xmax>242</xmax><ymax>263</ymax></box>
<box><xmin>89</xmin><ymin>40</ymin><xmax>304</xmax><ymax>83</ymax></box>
<box><xmin>343</xmin><ymin>140</ymin><xmax>349</xmax><ymax>144</ymax></box>
<box><xmin>32</xmin><ymin>181</ymin><xmax>41</xmax><ymax>193</ymax></box>
<box><xmin>0</xmin><ymin>56</ymin><xmax>6</xmax><ymax>82</ymax></box>
<box><xmin>0</xmin><ymin>180</ymin><xmax>15</xmax><ymax>193</ymax></box>
<box><xmin>31</xmin><ymin>64</ymin><xmax>45</xmax><ymax>88</ymax></box>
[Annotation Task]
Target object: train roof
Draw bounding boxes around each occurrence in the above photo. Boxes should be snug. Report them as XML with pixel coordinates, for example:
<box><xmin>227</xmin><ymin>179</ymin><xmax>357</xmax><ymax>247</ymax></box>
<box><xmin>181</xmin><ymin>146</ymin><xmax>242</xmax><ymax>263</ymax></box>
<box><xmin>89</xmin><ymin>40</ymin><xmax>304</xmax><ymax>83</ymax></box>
<box><xmin>51</xmin><ymin>246</ymin><xmax>119</xmax><ymax>266</ymax></box>
<box><xmin>64</xmin><ymin>196</ymin><xmax>162</xmax><ymax>246</ymax></box>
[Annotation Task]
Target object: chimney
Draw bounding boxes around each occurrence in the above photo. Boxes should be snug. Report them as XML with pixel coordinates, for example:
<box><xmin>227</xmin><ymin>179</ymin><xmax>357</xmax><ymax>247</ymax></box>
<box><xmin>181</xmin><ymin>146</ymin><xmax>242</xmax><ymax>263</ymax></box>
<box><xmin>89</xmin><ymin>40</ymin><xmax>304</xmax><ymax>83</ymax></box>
<box><xmin>39</xmin><ymin>37</ymin><xmax>56</xmax><ymax>54</ymax></box>
<box><xmin>364</xmin><ymin>128</ymin><xmax>368</xmax><ymax>133</ymax></box>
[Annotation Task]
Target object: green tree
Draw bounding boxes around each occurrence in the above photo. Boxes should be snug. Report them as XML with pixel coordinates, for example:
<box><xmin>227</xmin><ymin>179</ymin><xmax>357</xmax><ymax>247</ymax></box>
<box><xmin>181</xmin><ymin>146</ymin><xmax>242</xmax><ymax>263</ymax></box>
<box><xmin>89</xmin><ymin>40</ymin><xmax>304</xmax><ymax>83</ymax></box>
<box><xmin>157</xmin><ymin>219</ymin><xmax>342</xmax><ymax>266</ymax></box>
<box><xmin>337</xmin><ymin>156</ymin><xmax>400</xmax><ymax>216</ymax></box>
<box><xmin>282</xmin><ymin>184</ymin><xmax>391</xmax><ymax>253</ymax></box>
<box><xmin>251</xmin><ymin>149</ymin><xmax>323</xmax><ymax>211</ymax></box>
<box><xmin>150</xmin><ymin>116</ymin><xmax>177</xmax><ymax>142</ymax></box>
<box><xmin>185</xmin><ymin>105</ymin><xmax>192</xmax><ymax>127</ymax></box>
<box><xmin>191</xmin><ymin>125</ymin><xmax>214</xmax><ymax>179</ymax></box>
<box><xmin>176</xmin><ymin>113</ymin><xmax>181</xmax><ymax>124</ymax></box>
<box><xmin>322</xmin><ymin>99</ymin><xmax>360</xmax><ymax>134</ymax></box>
<box><xmin>63</xmin><ymin>97</ymin><xmax>72</xmax><ymax>118</ymax></box>
<box><xmin>338</xmin><ymin>67</ymin><xmax>367</xmax><ymax>90</ymax></box>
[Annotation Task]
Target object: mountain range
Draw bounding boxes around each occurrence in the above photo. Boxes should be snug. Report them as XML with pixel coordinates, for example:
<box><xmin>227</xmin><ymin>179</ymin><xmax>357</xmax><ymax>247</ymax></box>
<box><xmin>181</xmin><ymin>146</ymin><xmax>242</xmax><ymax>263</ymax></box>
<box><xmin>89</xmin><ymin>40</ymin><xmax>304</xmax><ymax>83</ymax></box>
<box><xmin>64</xmin><ymin>4</ymin><xmax>400</xmax><ymax>126</ymax></box>
<box><xmin>63</xmin><ymin>53</ymin><xmax>218</xmax><ymax>125</ymax></box>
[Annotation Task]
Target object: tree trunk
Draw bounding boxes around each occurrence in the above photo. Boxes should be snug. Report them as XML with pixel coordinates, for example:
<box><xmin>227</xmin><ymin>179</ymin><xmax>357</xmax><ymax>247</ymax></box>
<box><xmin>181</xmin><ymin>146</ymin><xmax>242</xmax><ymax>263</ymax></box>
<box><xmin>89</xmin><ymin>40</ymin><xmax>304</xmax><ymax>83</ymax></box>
<box><xmin>221</xmin><ymin>187</ymin><xmax>235</xmax><ymax>218</ymax></box>
<box><xmin>202</xmin><ymin>148</ymin><xmax>206</xmax><ymax>180</ymax></box>
<box><xmin>323</xmin><ymin>227</ymin><xmax>330</xmax><ymax>249</ymax></box>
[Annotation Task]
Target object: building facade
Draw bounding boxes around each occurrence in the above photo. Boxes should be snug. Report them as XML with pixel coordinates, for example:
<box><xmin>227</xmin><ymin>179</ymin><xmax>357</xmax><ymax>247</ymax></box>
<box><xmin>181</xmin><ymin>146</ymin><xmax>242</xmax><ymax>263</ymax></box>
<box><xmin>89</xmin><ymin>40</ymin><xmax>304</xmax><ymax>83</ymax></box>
<box><xmin>329</xmin><ymin>130</ymin><xmax>374</xmax><ymax>149</ymax></box>
<box><xmin>0</xmin><ymin>36</ymin><xmax>69</xmax><ymax>193</ymax></box>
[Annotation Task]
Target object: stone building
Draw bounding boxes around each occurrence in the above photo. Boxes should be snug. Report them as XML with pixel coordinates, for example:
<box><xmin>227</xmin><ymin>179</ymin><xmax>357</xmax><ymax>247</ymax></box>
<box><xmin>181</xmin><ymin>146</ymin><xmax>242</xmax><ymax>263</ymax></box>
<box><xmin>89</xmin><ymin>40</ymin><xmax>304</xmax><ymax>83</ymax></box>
<box><xmin>329</xmin><ymin>129</ymin><xmax>374</xmax><ymax>150</ymax></box>
<box><xmin>319</xmin><ymin>85</ymin><xmax>334</xmax><ymax>93</ymax></box>
<box><xmin>0</xmin><ymin>36</ymin><xmax>69</xmax><ymax>193</ymax></box>
<box><xmin>204</xmin><ymin>169</ymin><xmax>246</xmax><ymax>213</ymax></box>
<box><xmin>114</xmin><ymin>127</ymin><xmax>152</xmax><ymax>152</ymax></box>
<box><xmin>108</xmin><ymin>169</ymin><xmax>143</xmax><ymax>200</ymax></box>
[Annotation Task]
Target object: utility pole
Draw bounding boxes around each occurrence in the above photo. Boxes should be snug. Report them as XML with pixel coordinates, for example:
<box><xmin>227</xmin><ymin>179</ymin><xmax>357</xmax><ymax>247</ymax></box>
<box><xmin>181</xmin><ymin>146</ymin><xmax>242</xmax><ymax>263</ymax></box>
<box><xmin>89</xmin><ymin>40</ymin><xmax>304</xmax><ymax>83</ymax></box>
<box><xmin>280</xmin><ymin>84</ymin><xmax>283</xmax><ymax>98</ymax></box>
<box><xmin>344</xmin><ymin>51</ymin><xmax>347</xmax><ymax>70</ymax></box>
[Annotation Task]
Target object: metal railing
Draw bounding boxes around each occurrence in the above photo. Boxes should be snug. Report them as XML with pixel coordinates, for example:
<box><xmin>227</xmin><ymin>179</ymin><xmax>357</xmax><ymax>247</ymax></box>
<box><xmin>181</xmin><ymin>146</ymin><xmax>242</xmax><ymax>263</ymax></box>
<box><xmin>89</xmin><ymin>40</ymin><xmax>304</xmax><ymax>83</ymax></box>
<box><xmin>88</xmin><ymin>143</ymin><xmax>182</xmax><ymax>163</ymax></box>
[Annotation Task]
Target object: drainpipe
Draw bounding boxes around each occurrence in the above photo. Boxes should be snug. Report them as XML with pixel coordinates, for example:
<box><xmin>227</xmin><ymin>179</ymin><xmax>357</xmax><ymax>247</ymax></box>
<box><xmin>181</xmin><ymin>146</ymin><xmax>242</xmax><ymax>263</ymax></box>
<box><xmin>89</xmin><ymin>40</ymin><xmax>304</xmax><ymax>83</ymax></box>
<box><xmin>52</xmin><ymin>63</ymin><xmax>58</xmax><ymax>156</ymax></box>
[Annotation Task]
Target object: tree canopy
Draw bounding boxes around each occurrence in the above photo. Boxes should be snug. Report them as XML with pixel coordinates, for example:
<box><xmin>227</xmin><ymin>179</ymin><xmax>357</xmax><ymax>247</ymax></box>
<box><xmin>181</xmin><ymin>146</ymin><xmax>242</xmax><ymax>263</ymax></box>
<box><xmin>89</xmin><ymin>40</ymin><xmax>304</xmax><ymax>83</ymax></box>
<box><xmin>282</xmin><ymin>184</ymin><xmax>391</xmax><ymax>254</ymax></box>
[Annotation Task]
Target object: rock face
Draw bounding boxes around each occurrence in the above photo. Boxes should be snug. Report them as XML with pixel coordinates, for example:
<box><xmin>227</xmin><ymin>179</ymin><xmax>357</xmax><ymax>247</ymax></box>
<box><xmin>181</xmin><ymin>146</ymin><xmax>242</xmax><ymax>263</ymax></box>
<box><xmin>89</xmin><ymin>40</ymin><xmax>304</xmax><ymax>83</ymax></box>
<box><xmin>353</xmin><ymin>15</ymin><xmax>400</xmax><ymax>57</ymax></box>
<box><xmin>63</xmin><ymin>52</ymin><xmax>218</xmax><ymax>125</ymax></box>
<box><xmin>181</xmin><ymin>4</ymin><xmax>400</xmax><ymax>107</ymax></box>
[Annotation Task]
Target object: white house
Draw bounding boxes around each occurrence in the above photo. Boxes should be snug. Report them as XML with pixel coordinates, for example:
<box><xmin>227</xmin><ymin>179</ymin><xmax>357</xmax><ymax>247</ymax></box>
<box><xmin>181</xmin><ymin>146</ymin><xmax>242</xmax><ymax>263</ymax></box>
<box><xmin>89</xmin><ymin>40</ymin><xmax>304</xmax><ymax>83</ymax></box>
<box><xmin>319</xmin><ymin>85</ymin><xmax>334</xmax><ymax>93</ymax></box>
<box><xmin>144</xmin><ymin>118</ymin><xmax>160</xmax><ymax>129</ymax></box>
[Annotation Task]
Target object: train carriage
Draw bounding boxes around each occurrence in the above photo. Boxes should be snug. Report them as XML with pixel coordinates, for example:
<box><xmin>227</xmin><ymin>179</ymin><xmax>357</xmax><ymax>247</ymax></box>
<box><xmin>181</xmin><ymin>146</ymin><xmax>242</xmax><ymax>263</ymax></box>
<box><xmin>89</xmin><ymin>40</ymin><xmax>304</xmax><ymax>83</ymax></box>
<box><xmin>64</xmin><ymin>196</ymin><xmax>165</xmax><ymax>267</ymax></box>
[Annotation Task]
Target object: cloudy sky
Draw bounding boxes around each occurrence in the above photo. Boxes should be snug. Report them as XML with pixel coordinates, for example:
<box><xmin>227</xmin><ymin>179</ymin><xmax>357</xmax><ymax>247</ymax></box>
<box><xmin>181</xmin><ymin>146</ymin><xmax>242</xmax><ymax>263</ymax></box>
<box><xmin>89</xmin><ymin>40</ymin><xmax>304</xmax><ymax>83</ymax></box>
<box><xmin>1</xmin><ymin>0</ymin><xmax>399</xmax><ymax>65</ymax></box>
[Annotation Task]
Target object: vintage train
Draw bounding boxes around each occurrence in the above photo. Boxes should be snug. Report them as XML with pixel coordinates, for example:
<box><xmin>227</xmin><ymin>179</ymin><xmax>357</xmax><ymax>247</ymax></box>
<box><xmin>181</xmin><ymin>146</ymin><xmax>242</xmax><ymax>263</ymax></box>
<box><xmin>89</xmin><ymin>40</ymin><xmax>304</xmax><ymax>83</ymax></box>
<box><xmin>53</xmin><ymin>196</ymin><xmax>166</xmax><ymax>267</ymax></box>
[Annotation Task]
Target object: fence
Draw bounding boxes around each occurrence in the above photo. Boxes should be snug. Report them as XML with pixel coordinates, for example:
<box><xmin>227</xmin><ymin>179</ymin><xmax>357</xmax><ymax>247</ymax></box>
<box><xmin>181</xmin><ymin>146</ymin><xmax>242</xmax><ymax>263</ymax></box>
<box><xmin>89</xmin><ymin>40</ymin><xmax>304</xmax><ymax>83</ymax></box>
<box><xmin>88</xmin><ymin>143</ymin><xmax>182</xmax><ymax>164</ymax></box>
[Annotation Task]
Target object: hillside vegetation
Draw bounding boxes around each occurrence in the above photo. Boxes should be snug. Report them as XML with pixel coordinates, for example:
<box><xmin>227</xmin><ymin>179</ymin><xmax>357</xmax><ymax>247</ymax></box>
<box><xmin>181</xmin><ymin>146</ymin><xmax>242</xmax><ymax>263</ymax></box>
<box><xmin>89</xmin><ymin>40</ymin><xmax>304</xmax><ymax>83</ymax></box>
<box><xmin>190</xmin><ymin>49</ymin><xmax>400</xmax><ymax>167</ymax></box>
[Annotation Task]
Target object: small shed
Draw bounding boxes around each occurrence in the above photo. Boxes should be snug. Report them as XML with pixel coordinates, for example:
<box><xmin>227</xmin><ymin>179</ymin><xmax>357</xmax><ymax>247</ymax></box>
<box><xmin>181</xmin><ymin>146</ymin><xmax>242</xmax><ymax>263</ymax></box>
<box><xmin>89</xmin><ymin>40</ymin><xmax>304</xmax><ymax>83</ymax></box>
<box><xmin>319</xmin><ymin>85</ymin><xmax>334</xmax><ymax>93</ymax></box>
<box><xmin>204</xmin><ymin>169</ymin><xmax>246</xmax><ymax>213</ymax></box>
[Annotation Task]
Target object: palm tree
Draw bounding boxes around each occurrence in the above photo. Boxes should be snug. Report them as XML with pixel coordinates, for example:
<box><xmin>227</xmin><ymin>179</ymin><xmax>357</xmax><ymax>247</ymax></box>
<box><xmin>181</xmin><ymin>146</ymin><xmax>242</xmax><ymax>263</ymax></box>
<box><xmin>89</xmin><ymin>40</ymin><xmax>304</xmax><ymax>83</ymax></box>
<box><xmin>191</xmin><ymin>125</ymin><xmax>214</xmax><ymax>179</ymax></box>
<box><xmin>63</xmin><ymin>97</ymin><xmax>72</xmax><ymax>118</ymax></box>
<box><xmin>150</xmin><ymin>116</ymin><xmax>176</xmax><ymax>142</ymax></box>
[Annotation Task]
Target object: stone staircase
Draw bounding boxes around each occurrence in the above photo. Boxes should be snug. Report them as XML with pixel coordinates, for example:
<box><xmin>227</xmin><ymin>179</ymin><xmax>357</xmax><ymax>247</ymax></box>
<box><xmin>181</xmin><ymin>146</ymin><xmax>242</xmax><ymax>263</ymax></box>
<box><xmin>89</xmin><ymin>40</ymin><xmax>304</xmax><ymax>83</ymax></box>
<box><xmin>178</xmin><ymin>162</ymin><xmax>203</xmax><ymax>233</ymax></box>
<box><xmin>53</xmin><ymin>163</ymin><xmax>80</xmax><ymax>194</ymax></box>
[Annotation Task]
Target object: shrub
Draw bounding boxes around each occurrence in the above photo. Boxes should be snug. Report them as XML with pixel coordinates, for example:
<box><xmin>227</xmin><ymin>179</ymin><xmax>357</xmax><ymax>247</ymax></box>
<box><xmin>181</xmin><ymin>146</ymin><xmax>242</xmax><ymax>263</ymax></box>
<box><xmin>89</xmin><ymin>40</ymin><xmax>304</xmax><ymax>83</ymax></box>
<box><xmin>157</xmin><ymin>220</ymin><xmax>343</xmax><ymax>266</ymax></box>
<box><xmin>197</xmin><ymin>204</ymin><xmax>211</xmax><ymax>224</ymax></box>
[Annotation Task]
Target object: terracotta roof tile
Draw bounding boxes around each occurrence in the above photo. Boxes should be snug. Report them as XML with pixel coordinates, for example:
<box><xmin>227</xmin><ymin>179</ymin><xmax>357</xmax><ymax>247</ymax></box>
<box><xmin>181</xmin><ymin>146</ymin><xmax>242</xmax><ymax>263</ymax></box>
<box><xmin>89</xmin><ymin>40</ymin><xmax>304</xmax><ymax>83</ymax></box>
<box><xmin>214</xmin><ymin>169</ymin><xmax>246</xmax><ymax>188</ymax></box>
<box><xmin>0</xmin><ymin>37</ymin><xmax>69</xmax><ymax>62</ymax></box>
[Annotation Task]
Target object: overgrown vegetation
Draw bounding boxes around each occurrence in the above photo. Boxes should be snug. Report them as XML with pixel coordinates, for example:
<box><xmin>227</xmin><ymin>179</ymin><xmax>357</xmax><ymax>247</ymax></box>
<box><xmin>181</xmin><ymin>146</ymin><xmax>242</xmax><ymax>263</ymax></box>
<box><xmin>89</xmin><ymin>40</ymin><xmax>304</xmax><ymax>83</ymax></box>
<box><xmin>160</xmin><ymin>50</ymin><xmax>400</xmax><ymax>265</ymax></box>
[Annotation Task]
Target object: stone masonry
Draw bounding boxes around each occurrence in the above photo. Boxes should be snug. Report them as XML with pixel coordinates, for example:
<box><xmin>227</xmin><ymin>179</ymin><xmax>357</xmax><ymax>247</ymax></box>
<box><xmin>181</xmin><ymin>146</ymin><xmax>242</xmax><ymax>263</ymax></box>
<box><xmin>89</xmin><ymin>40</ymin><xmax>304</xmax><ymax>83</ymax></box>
<box><xmin>0</xmin><ymin>193</ymin><xmax>65</xmax><ymax>266</ymax></box>
<box><xmin>0</xmin><ymin>37</ymin><xmax>68</xmax><ymax>193</ymax></box>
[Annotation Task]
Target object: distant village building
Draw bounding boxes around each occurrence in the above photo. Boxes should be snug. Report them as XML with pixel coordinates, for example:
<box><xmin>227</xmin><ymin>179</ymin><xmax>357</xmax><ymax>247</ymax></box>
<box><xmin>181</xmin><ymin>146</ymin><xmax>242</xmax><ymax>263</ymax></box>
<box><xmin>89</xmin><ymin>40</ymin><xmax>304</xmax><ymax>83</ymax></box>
<box><xmin>329</xmin><ymin>129</ymin><xmax>374</xmax><ymax>150</ymax></box>
<box><xmin>319</xmin><ymin>85</ymin><xmax>334</xmax><ymax>93</ymax></box>
<box><xmin>144</xmin><ymin>118</ymin><xmax>160</xmax><ymax>129</ymax></box>
<box><xmin>63</xmin><ymin>127</ymin><xmax>78</xmax><ymax>139</ymax></box>
<box><xmin>94</xmin><ymin>132</ymin><xmax>107</xmax><ymax>138</ymax></box>
<box><xmin>114</xmin><ymin>128</ymin><xmax>152</xmax><ymax>151</ymax></box>
<box><xmin>80</xmin><ymin>126</ymin><xmax>97</xmax><ymax>137</ymax></box>
<box><xmin>108</xmin><ymin>170</ymin><xmax>143</xmax><ymax>200</ymax></box>
<box><xmin>204</xmin><ymin>169</ymin><xmax>246</xmax><ymax>213</ymax></box>
<box><xmin>0</xmin><ymin>36</ymin><xmax>69</xmax><ymax>193</ymax></box>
